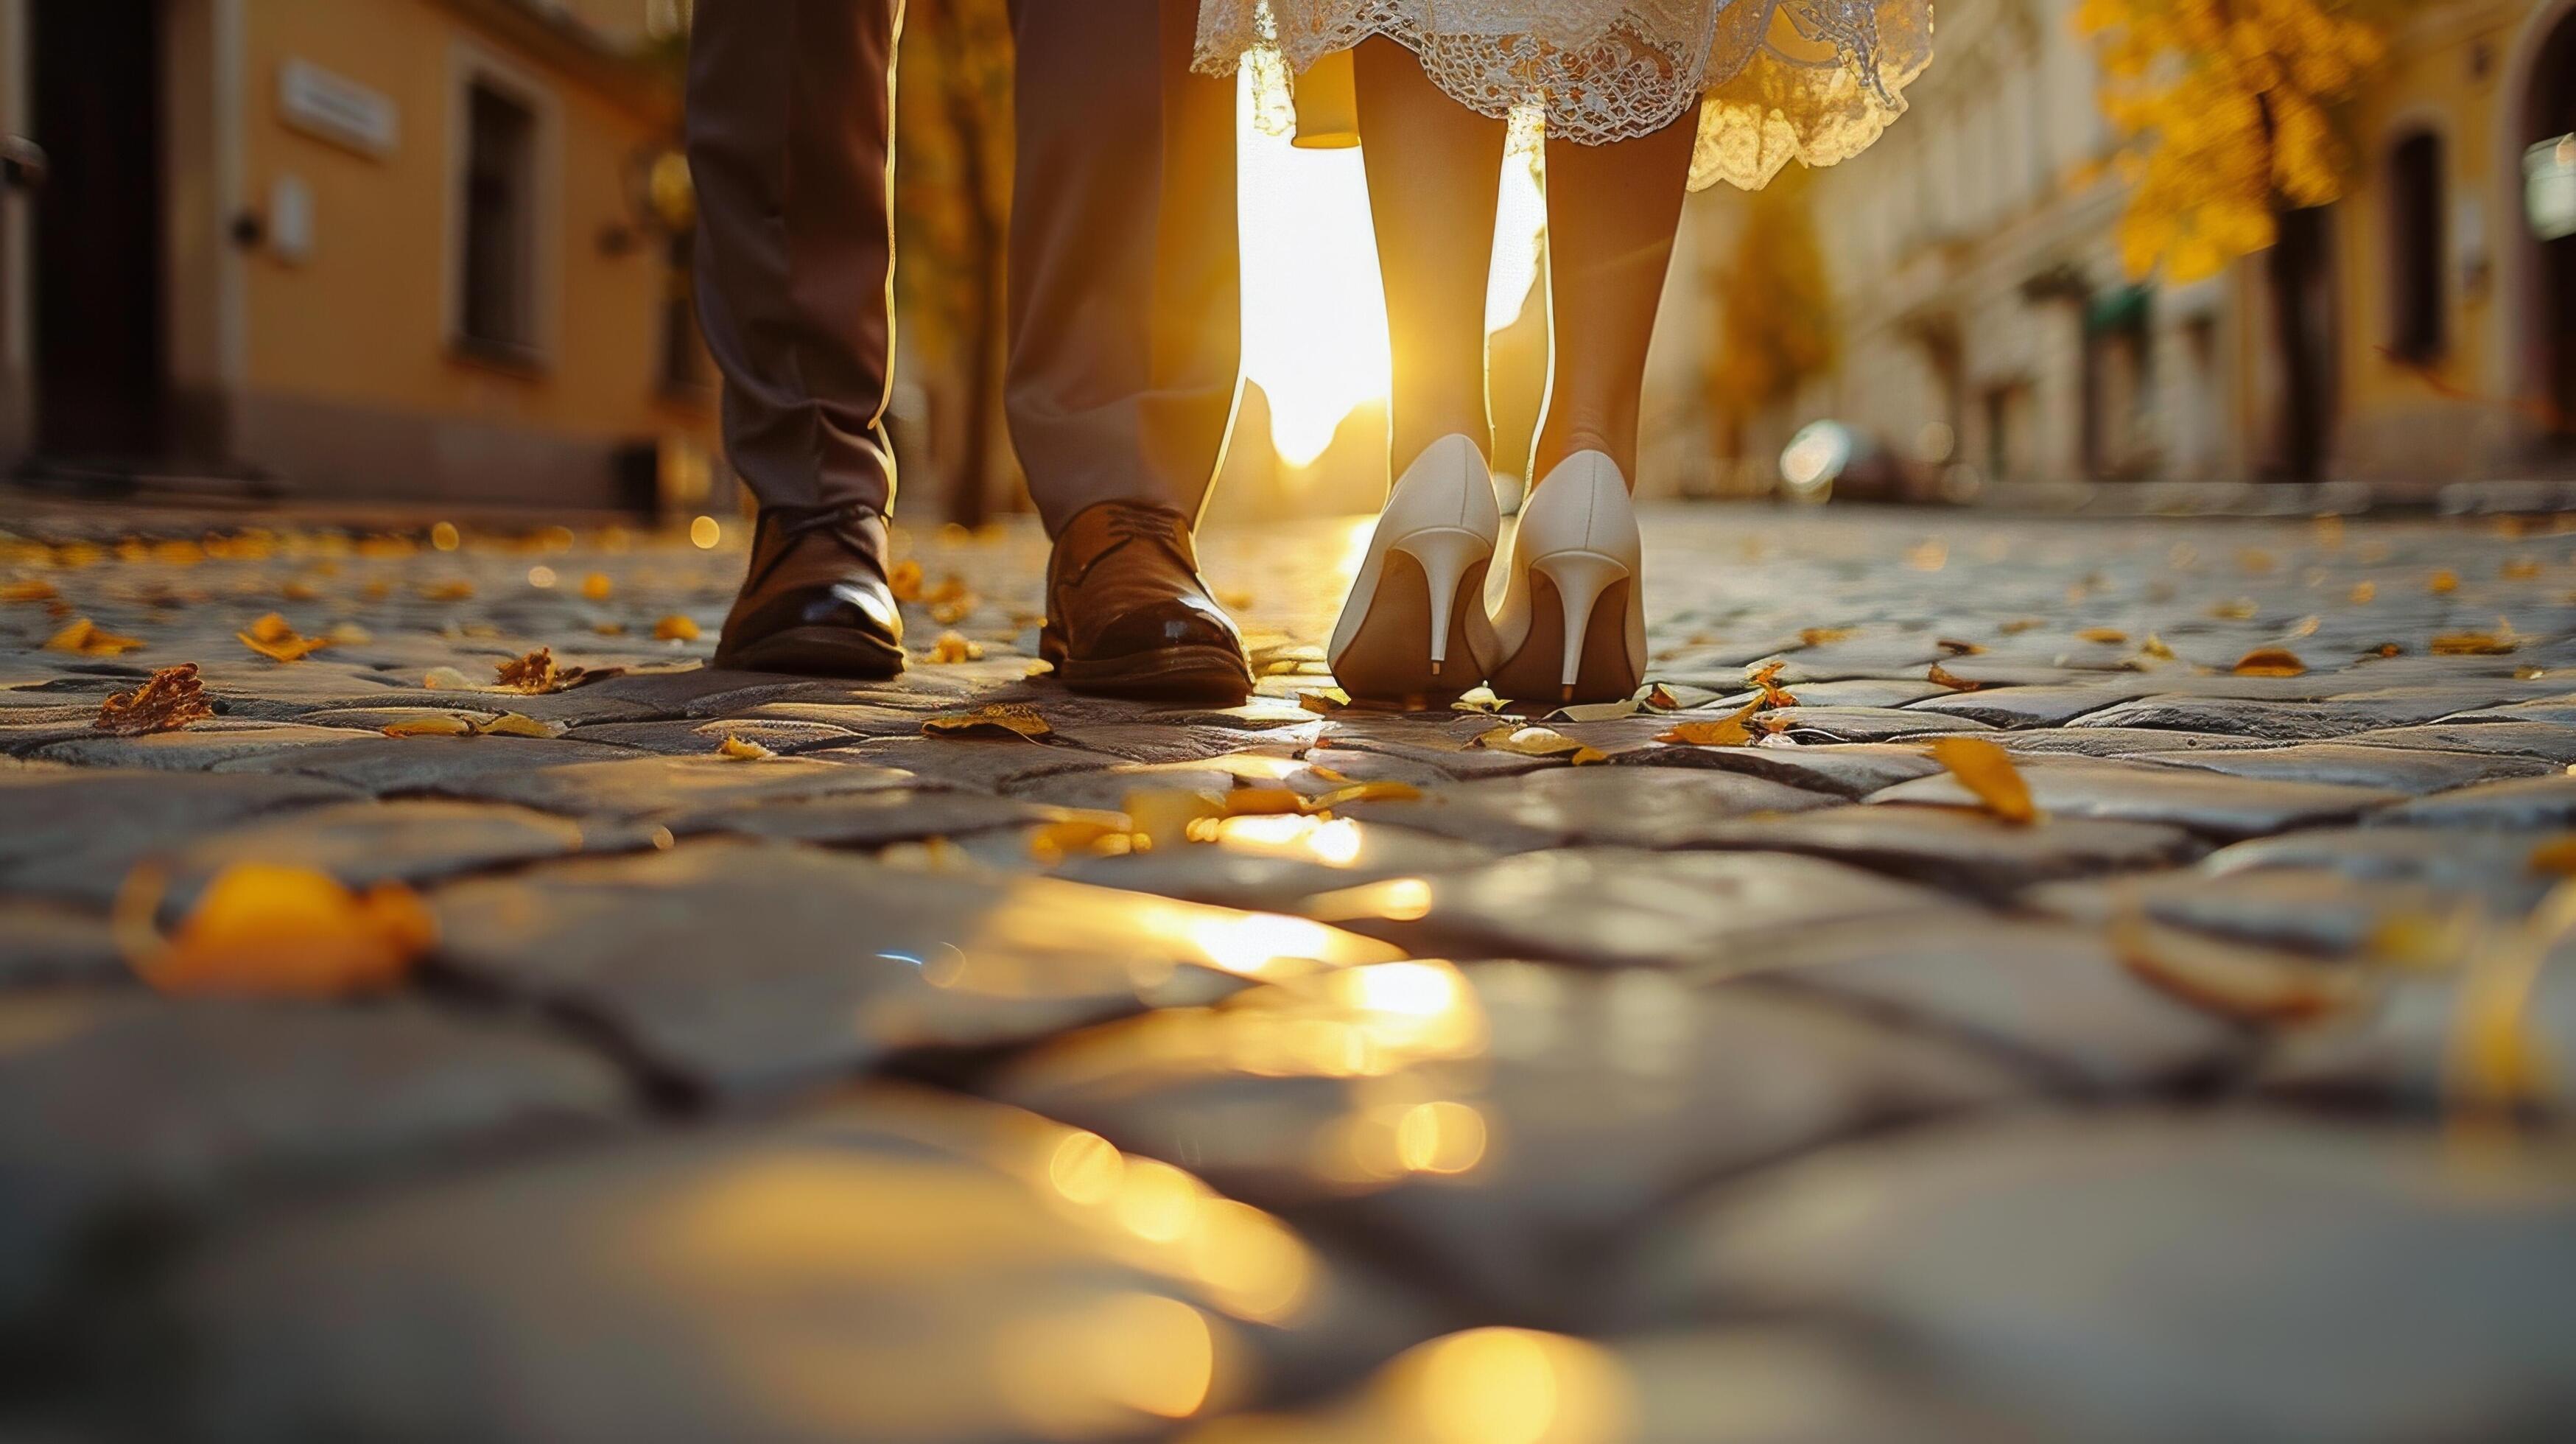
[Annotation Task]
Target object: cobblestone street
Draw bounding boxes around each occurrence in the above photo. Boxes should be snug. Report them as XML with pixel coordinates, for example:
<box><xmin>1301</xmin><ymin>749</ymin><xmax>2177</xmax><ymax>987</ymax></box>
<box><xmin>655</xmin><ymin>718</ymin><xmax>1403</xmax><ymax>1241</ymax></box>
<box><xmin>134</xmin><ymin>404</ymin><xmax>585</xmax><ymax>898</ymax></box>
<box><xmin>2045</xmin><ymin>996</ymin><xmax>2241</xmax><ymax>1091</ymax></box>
<box><xmin>7</xmin><ymin>500</ymin><xmax>2576</xmax><ymax>1440</ymax></box>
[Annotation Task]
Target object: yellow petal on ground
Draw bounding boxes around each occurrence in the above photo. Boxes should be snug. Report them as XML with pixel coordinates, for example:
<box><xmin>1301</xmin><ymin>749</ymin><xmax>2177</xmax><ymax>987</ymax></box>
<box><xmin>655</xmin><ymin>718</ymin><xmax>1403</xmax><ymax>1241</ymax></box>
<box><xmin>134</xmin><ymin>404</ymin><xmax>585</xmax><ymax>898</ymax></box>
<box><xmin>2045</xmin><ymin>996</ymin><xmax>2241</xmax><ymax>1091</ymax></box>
<box><xmin>2138</xmin><ymin>633</ymin><xmax>2177</xmax><ymax>660</ymax></box>
<box><xmin>2431</xmin><ymin>631</ymin><xmax>2516</xmax><ymax>656</ymax></box>
<box><xmin>1797</xmin><ymin>626</ymin><xmax>1853</xmax><ymax>647</ymax></box>
<box><xmin>127</xmin><ymin>863</ymin><xmax>434</xmax><ymax>998</ymax></box>
<box><xmin>2231</xmin><ymin>647</ymin><xmax>2308</xmax><ymax>677</ymax></box>
<box><xmin>382</xmin><ymin>715</ymin><xmax>477</xmax><ymax>737</ymax></box>
<box><xmin>922</xmin><ymin>703</ymin><xmax>1054</xmax><ymax>740</ymax></box>
<box><xmin>2429</xmin><ymin>569</ymin><xmax>2459</xmax><ymax>593</ymax></box>
<box><xmin>245</xmin><ymin>611</ymin><xmax>295</xmax><ymax>643</ymax></box>
<box><xmin>0</xmin><ymin>578</ymin><xmax>57</xmax><ymax>602</ymax></box>
<box><xmin>2111</xmin><ymin>913</ymin><xmax>2369</xmax><ymax>1023</ymax></box>
<box><xmin>1926</xmin><ymin>736</ymin><xmax>2038</xmax><ymax>824</ymax></box>
<box><xmin>716</xmin><ymin>733</ymin><xmax>777</xmax><ymax>760</ymax></box>
<box><xmin>1926</xmin><ymin>662</ymin><xmax>1984</xmax><ymax>691</ymax></box>
<box><xmin>1657</xmin><ymin>695</ymin><xmax>1766</xmax><ymax>748</ymax></box>
<box><xmin>653</xmin><ymin>614</ymin><xmax>702</xmax><ymax>642</ymax></box>
<box><xmin>1470</xmin><ymin>724</ymin><xmax>1608</xmax><ymax>765</ymax></box>
<box><xmin>927</xmin><ymin>630</ymin><xmax>983</xmax><ymax>664</ymax></box>
<box><xmin>2076</xmin><ymin>627</ymin><xmax>2128</xmax><ymax>645</ymax></box>
<box><xmin>581</xmin><ymin>571</ymin><xmax>614</xmax><ymax>600</ymax></box>
<box><xmin>93</xmin><ymin>663</ymin><xmax>214</xmax><ymax>736</ymax></box>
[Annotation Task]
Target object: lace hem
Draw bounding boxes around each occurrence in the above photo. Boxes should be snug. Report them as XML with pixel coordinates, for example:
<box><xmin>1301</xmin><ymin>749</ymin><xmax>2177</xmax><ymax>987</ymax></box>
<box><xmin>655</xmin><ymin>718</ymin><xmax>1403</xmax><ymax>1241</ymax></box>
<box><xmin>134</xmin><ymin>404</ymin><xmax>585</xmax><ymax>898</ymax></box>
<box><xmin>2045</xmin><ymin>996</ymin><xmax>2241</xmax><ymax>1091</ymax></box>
<box><xmin>1196</xmin><ymin>0</ymin><xmax>1933</xmax><ymax>191</ymax></box>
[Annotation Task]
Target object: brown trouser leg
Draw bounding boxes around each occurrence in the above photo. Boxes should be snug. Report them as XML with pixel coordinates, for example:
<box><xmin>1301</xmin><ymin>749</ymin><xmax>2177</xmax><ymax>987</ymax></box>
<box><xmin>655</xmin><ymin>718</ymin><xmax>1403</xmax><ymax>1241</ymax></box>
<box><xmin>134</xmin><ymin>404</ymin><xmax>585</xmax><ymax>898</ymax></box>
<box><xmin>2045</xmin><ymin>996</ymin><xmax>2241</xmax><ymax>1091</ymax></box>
<box><xmin>1006</xmin><ymin>0</ymin><xmax>1242</xmax><ymax>535</ymax></box>
<box><xmin>687</xmin><ymin>0</ymin><xmax>902</xmax><ymax>516</ymax></box>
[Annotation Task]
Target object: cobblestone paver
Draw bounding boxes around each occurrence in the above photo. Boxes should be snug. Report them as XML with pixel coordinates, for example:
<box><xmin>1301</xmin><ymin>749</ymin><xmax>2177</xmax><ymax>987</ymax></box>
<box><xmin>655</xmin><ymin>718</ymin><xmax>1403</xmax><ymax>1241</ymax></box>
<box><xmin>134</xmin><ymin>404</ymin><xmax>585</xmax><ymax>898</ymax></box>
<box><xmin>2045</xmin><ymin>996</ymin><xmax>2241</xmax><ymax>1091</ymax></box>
<box><xmin>7</xmin><ymin>502</ymin><xmax>2576</xmax><ymax>1440</ymax></box>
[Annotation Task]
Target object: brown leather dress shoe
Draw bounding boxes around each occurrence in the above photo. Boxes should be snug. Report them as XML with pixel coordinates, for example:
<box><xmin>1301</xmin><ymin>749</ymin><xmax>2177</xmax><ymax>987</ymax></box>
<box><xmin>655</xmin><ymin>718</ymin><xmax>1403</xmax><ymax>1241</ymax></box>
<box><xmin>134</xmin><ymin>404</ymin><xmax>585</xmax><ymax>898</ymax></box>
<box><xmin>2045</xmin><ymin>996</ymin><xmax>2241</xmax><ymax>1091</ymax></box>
<box><xmin>1042</xmin><ymin>500</ymin><xmax>1252</xmax><ymax>701</ymax></box>
<box><xmin>712</xmin><ymin>505</ymin><xmax>905</xmax><ymax>677</ymax></box>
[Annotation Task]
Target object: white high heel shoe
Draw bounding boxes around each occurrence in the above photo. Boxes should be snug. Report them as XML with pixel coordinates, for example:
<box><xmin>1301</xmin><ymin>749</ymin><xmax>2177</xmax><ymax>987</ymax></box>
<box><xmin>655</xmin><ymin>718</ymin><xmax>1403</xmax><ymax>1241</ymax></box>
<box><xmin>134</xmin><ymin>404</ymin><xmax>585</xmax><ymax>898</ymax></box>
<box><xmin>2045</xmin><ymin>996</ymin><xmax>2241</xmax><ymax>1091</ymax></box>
<box><xmin>1327</xmin><ymin>433</ymin><xmax>1502</xmax><ymax>704</ymax></box>
<box><xmin>1489</xmin><ymin>451</ymin><xmax>1646</xmax><ymax>703</ymax></box>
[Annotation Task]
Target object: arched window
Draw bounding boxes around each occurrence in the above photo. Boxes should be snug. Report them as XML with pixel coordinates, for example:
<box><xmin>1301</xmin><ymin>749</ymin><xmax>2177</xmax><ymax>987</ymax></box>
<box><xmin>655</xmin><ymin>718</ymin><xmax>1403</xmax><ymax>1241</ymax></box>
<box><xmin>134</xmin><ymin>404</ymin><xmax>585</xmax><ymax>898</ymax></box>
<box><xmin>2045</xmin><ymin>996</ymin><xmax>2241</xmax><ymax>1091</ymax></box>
<box><xmin>2386</xmin><ymin>130</ymin><xmax>2446</xmax><ymax>363</ymax></box>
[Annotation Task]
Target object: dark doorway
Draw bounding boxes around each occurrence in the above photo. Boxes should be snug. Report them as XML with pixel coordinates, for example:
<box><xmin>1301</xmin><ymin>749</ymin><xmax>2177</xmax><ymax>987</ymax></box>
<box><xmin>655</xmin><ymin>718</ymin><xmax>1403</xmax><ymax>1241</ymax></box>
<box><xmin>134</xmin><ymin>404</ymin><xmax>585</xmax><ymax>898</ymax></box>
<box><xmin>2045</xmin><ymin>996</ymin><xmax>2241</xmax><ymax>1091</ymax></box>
<box><xmin>29</xmin><ymin>0</ymin><xmax>167</xmax><ymax>460</ymax></box>
<box><xmin>2384</xmin><ymin>130</ymin><xmax>2446</xmax><ymax>365</ymax></box>
<box><xmin>2529</xmin><ymin>12</ymin><xmax>2576</xmax><ymax>435</ymax></box>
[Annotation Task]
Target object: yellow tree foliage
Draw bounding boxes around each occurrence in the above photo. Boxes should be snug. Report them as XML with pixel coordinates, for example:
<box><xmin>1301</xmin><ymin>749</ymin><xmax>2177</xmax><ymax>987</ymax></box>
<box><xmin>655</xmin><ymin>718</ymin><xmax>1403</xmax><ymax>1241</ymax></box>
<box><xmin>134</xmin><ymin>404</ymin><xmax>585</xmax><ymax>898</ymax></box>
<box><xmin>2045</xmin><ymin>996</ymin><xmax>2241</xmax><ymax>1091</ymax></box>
<box><xmin>1707</xmin><ymin>163</ymin><xmax>1835</xmax><ymax>429</ymax></box>
<box><xmin>2080</xmin><ymin>0</ymin><xmax>2394</xmax><ymax>279</ymax></box>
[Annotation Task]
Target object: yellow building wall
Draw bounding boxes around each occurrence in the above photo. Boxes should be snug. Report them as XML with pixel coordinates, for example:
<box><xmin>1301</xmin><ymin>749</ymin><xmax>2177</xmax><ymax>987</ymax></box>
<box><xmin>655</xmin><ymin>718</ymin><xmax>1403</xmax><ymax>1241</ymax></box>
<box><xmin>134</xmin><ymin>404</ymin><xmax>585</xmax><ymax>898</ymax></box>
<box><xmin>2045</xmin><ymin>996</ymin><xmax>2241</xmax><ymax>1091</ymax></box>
<box><xmin>236</xmin><ymin>0</ymin><xmax>706</xmax><ymax>452</ymax></box>
<box><xmin>2329</xmin><ymin>0</ymin><xmax>2524</xmax><ymax>474</ymax></box>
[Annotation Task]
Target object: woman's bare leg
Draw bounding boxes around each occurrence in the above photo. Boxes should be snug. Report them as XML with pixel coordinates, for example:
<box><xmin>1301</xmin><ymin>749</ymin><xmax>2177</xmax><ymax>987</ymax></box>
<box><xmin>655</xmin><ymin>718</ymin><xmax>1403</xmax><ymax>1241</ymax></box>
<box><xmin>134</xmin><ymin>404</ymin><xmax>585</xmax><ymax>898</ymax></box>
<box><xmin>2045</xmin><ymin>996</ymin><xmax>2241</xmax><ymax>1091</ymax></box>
<box><xmin>1354</xmin><ymin>37</ymin><xmax>1510</xmax><ymax>474</ymax></box>
<box><xmin>1530</xmin><ymin>111</ymin><xmax>1697</xmax><ymax>486</ymax></box>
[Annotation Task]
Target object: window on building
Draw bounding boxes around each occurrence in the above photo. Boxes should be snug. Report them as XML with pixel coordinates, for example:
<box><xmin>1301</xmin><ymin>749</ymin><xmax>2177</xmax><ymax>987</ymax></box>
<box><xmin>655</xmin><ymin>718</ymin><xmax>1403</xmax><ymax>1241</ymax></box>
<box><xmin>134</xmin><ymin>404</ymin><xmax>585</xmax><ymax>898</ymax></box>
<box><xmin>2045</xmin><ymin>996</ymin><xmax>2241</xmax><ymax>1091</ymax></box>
<box><xmin>2386</xmin><ymin>130</ymin><xmax>2446</xmax><ymax>363</ymax></box>
<box><xmin>460</xmin><ymin>80</ymin><xmax>538</xmax><ymax>358</ymax></box>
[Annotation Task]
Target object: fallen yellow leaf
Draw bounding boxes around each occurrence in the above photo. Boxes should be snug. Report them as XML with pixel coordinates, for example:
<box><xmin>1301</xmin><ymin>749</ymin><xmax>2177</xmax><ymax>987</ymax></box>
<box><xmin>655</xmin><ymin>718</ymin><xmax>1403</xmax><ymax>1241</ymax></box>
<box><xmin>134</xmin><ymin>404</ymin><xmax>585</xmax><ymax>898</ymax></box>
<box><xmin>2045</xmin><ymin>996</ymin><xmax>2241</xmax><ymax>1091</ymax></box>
<box><xmin>2431</xmin><ymin>631</ymin><xmax>2516</xmax><ymax>656</ymax></box>
<box><xmin>1028</xmin><ymin>815</ymin><xmax>1132</xmax><ymax>863</ymax></box>
<box><xmin>1746</xmin><ymin>659</ymin><xmax>1800</xmax><ymax>708</ymax></box>
<box><xmin>2231</xmin><ymin>647</ymin><xmax>2308</xmax><ymax>677</ymax></box>
<box><xmin>45</xmin><ymin>618</ymin><xmax>147</xmax><ymax>656</ymax></box>
<box><xmin>382</xmin><ymin>715</ymin><xmax>477</xmax><ymax>737</ymax></box>
<box><xmin>2076</xmin><ymin>627</ymin><xmax>2128</xmax><ymax>645</ymax></box>
<box><xmin>476</xmin><ymin>712</ymin><xmax>561</xmax><ymax>738</ymax></box>
<box><xmin>1797</xmin><ymin>626</ymin><xmax>1853</xmax><ymax>647</ymax></box>
<box><xmin>716</xmin><ymin>734</ymin><xmax>777</xmax><ymax>760</ymax></box>
<box><xmin>2138</xmin><ymin>634</ymin><xmax>2176</xmax><ymax>660</ymax></box>
<box><xmin>1222</xmin><ymin>786</ymin><xmax>1305</xmax><ymax>816</ymax></box>
<box><xmin>0</xmin><ymin>578</ymin><xmax>57</xmax><ymax>603</ymax></box>
<box><xmin>1926</xmin><ymin>736</ymin><xmax>2037</xmax><ymax>824</ymax></box>
<box><xmin>1470</xmin><ymin>724</ymin><xmax>1608</xmax><ymax>765</ymax></box>
<box><xmin>1657</xmin><ymin>695</ymin><xmax>1766</xmax><ymax>747</ymax></box>
<box><xmin>422</xmin><ymin>665</ymin><xmax>480</xmax><ymax>690</ymax></box>
<box><xmin>419</xmin><ymin>579</ymin><xmax>476</xmax><ymax>601</ymax></box>
<box><xmin>2111</xmin><ymin>913</ymin><xmax>2368</xmax><ymax>1023</ymax></box>
<box><xmin>654</xmin><ymin>614</ymin><xmax>701</xmax><ymax>642</ymax></box>
<box><xmin>94</xmin><ymin>664</ymin><xmax>214</xmax><ymax>735</ymax></box>
<box><xmin>494</xmin><ymin>647</ymin><xmax>576</xmax><ymax>693</ymax></box>
<box><xmin>581</xmin><ymin>571</ymin><xmax>614</xmax><ymax>600</ymax></box>
<box><xmin>922</xmin><ymin>703</ymin><xmax>1053</xmax><ymax>740</ymax></box>
<box><xmin>1926</xmin><ymin>662</ymin><xmax>1983</xmax><ymax>692</ymax></box>
<box><xmin>245</xmin><ymin>612</ymin><xmax>295</xmax><ymax>643</ymax></box>
<box><xmin>927</xmin><ymin>630</ymin><xmax>983</xmax><ymax>664</ymax></box>
<box><xmin>1304</xmin><ymin>779</ymin><xmax>1421</xmax><ymax>812</ymax></box>
<box><xmin>1126</xmin><ymin>789</ymin><xmax>1224</xmax><ymax>850</ymax></box>
<box><xmin>888</xmin><ymin>558</ymin><xmax>925</xmax><ymax>603</ymax></box>
<box><xmin>2429</xmin><ymin>569</ymin><xmax>2459</xmax><ymax>594</ymax></box>
<box><xmin>124</xmin><ymin>863</ymin><xmax>433</xmax><ymax>998</ymax></box>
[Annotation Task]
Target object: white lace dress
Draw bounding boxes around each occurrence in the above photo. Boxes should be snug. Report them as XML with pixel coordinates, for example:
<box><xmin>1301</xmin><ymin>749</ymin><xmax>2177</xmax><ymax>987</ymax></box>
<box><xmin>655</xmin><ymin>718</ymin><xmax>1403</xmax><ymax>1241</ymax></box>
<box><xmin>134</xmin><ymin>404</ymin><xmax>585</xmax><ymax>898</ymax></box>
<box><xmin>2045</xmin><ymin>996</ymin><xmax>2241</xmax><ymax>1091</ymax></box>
<box><xmin>1196</xmin><ymin>0</ymin><xmax>1931</xmax><ymax>190</ymax></box>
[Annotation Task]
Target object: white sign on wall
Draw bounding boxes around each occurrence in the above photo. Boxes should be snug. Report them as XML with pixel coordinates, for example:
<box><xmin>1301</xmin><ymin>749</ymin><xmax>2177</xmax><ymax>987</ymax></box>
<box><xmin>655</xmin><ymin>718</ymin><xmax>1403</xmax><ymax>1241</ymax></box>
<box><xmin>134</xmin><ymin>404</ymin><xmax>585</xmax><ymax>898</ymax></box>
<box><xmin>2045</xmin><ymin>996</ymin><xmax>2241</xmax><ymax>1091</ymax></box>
<box><xmin>278</xmin><ymin>57</ymin><xmax>399</xmax><ymax>158</ymax></box>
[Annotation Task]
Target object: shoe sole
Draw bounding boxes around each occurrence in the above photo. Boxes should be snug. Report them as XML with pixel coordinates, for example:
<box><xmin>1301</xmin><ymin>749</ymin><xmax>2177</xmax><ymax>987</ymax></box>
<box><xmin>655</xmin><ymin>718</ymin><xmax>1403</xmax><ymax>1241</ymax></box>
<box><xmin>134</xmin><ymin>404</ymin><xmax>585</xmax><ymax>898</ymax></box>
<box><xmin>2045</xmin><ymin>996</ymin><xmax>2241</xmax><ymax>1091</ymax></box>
<box><xmin>1333</xmin><ymin>550</ymin><xmax>1489</xmax><ymax>709</ymax></box>
<box><xmin>1054</xmin><ymin>644</ymin><xmax>1254</xmax><ymax>703</ymax></box>
<box><xmin>714</xmin><ymin>625</ymin><xmax>905</xmax><ymax>679</ymax></box>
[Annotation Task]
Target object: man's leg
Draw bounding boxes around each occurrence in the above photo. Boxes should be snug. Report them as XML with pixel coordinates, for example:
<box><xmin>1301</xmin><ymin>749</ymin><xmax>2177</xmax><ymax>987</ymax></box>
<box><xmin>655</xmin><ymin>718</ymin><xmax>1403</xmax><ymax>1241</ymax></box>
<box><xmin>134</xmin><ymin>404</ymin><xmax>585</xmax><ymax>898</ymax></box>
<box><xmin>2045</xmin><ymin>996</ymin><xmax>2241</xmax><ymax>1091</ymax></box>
<box><xmin>1009</xmin><ymin>0</ymin><xmax>1250</xmax><ymax>700</ymax></box>
<box><xmin>689</xmin><ymin>0</ymin><xmax>909</xmax><ymax>676</ymax></box>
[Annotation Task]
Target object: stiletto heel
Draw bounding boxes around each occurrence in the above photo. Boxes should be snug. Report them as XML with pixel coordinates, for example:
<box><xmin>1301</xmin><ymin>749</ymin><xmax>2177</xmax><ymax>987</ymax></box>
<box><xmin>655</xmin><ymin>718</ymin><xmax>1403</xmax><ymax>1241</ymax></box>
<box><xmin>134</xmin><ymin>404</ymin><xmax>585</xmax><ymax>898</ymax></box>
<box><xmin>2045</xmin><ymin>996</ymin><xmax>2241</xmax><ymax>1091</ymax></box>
<box><xmin>1533</xmin><ymin>551</ymin><xmax>1632</xmax><ymax>697</ymax></box>
<box><xmin>1397</xmin><ymin>526</ymin><xmax>1490</xmax><ymax>678</ymax></box>
<box><xmin>1329</xmin><ymin>434</ymin><xmax>1503</xmax><ymax>705</ymax></box>
<box><xmin>1490</xmin><ymin>451</ymin><xmax>1648</xmax><ymax>704</ymax></box>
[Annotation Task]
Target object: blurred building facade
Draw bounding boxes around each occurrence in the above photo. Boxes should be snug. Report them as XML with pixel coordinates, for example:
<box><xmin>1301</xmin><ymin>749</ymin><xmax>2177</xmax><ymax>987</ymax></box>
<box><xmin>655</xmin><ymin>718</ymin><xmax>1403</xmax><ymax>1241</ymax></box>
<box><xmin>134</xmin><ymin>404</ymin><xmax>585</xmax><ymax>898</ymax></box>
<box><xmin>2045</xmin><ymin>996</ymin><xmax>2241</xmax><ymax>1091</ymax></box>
<box><xmin>0</xmin><ymin>0</ymin><xmax>717</xmax><ymax>511</ymax></box>
<box><xmin>1669</xmin><ymin>0</ymin><xmax>2576</xmax><ymax>491</ymax></box>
